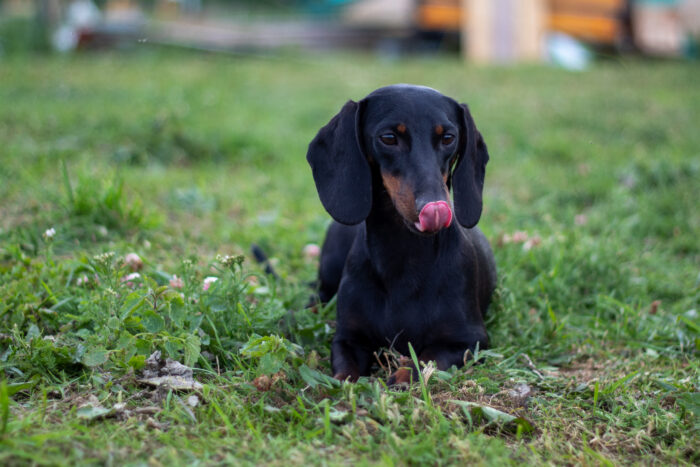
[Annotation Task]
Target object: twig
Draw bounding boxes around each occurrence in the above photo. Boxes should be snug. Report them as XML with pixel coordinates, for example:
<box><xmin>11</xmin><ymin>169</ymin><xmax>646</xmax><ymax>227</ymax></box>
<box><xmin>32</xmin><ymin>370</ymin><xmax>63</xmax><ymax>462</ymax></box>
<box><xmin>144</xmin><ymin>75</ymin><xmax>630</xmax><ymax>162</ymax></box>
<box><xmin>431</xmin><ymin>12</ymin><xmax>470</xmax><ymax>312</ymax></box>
<box><xmin>373</xmin><ymin>351</ymin><xmax>389</xmax><ymax>374</ymax></box>
<box><xmin>521</xmin><ymin>354</ymin><xmax>544</xmax><ymax>379</ymax></box>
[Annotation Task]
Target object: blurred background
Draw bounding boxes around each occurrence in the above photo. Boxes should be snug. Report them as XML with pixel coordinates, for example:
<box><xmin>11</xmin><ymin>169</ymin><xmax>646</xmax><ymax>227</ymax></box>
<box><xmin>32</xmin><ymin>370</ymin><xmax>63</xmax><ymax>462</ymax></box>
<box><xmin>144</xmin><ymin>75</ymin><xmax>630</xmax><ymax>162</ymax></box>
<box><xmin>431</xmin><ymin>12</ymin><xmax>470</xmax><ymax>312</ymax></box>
<box><xmin>2</xmin><ymin>0</ymin><xmax>700</xmax><ymax>64</ymax></box>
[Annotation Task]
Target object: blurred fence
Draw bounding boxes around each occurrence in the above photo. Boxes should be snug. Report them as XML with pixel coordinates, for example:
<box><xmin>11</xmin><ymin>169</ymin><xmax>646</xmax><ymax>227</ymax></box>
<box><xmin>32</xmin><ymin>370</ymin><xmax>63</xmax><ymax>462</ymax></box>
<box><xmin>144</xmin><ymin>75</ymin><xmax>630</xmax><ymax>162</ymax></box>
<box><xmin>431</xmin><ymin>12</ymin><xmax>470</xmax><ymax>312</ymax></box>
<box><xmin>1</xmin><ymin>0</ymin><xmax>699</xmax><ymax>61</ymax></box>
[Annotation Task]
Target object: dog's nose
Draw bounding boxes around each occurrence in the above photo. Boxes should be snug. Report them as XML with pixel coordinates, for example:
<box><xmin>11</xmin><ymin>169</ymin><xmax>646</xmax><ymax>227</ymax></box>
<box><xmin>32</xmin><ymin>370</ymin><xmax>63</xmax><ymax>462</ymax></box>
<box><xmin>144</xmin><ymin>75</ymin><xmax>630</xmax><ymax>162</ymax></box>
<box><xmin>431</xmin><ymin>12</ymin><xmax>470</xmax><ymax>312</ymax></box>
<box><xmin>416</xmin><ymin>201</ymin><xmax>453</xmax><ymax>233</ymax></box>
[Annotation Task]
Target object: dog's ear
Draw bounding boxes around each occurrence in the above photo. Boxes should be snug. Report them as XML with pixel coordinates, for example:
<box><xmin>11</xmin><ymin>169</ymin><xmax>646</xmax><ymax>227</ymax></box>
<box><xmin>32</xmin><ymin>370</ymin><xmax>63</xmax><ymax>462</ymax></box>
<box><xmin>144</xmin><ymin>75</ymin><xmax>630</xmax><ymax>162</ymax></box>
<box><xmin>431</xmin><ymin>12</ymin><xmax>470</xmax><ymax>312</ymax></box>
<box><xmin>452</xmin><ymin>103</ymin><xmax>489</xmax><ymax>228</ymax></box>
<box><xmin>306</xmin><ymin>100</ymin><xmax>371</xmax><ymax>225</ymax></box>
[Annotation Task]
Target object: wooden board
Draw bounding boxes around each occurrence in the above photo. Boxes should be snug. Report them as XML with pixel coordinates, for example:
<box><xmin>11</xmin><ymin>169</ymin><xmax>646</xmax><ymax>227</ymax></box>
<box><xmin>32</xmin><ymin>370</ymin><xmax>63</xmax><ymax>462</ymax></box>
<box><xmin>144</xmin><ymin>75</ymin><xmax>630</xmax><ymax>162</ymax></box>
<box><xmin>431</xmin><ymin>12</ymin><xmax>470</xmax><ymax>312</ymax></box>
<box><xmin>416</xmin><ymin>0</ymin><xmax>625</xmax><ymax>47</ymax></box>
<box><xmin>417</xmin><ymin>4</ymin><xmax>463</xmax><ymax>31</ymax></box>
<box><xmin>549</xmin><ymin>13</ymin><xmax>620</xmax><ymax>43</ymax></box>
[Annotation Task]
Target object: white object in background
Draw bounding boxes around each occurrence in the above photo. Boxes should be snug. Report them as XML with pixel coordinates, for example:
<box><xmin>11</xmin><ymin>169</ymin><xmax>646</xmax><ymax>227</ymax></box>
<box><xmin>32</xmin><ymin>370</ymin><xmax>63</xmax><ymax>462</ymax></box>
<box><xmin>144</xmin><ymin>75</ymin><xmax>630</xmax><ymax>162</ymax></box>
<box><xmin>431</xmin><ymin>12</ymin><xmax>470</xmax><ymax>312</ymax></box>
<box><xmin>545</xmin><ymin>32</ymin><xmax>592</xmax><ymax>71</ymax></box>
<box><xmin>66</xmin><ymin>0</ymin><xmax>101</xmax><ymax>29</ymax></box>
<box><xmin>53</xmin><ymin>25</ymin><xmax>78</xmax><ymax>52</ymax></box>
<box><xmin>52</xmin><ymin>0</ymin><xmax>101</xmax><ymax>52</ymax></box>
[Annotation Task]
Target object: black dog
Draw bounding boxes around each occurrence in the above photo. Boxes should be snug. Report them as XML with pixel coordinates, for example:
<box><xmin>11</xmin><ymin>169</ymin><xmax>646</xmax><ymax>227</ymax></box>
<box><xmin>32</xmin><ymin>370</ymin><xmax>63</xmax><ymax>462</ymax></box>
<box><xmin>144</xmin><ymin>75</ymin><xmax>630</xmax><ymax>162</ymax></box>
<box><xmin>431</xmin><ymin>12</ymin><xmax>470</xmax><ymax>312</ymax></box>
<box><xmin>307</xmin><ymin>85</ymin><xmax>496</xmax><ymax>383</ymax></box>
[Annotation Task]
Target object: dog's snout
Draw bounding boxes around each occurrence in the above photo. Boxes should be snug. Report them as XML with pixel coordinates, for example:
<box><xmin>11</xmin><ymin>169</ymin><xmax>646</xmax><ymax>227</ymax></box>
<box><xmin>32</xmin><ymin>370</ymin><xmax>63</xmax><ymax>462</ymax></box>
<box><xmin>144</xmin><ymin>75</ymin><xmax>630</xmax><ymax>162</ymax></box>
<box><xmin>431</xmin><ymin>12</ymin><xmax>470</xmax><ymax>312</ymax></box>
<box><xmin>415</xmin><ymin>201</ymin><xmax>452</xmax><ymax>233</ymax></box>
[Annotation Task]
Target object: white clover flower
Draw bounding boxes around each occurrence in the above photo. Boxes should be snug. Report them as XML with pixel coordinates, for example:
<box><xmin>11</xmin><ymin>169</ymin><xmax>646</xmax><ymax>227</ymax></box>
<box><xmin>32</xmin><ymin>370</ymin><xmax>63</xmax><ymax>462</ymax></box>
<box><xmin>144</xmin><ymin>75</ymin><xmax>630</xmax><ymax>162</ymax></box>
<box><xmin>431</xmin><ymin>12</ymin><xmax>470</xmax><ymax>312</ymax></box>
<box><xmin>217</xmin><ymin>254</ymin><xmax>243</xmax><ymax>268</ymax></box>
<box><xmin>121</xmin><ymin>272</ymin><xmax>141</xmax><ymax>289</ymax></box>
<box><xmin>523</xmin><ymin>236</ymin><xmax>542</xmax><ymax>252</ymax></box>
<box><xmin>123</xmin><ymin>272</ymin><xmax>141</xmax><ymax>281</ymax></box>
<box><xmin>302</xmin><ymin>243</ymin><xmax>321</xmax><ymax>260</ymax></box>
<box><xmin>124</xmin><ymin>253</ymin><xmax>143</xmax><ymax>271</ymax></box>
<box><xmin>511</xmin><ymin>231</ymin><xmax>528</xmax><ymax>243</ymax></box>
<box><xmin>93</xmin><ymin>252</ymin><xmax>115</xmax><ymax>265</ymax></box>
<box><xmin>77</xmin><ymin>274</ymin><xmax>100</xmax><ymax>287</ymax></box>
<box><xmin>202</xmin><ymin>276</ymin><xmax>218</xmax><ymax>291</ymax></box>
<box><xmin>43</xmin><ymin>227</ymin><xmax>56</xmax><ymax>241</ymax></box>
<box><xmin>170</xmin><ymin>275</ymin><xmax>184</xmax><ymax>289</ymax></box>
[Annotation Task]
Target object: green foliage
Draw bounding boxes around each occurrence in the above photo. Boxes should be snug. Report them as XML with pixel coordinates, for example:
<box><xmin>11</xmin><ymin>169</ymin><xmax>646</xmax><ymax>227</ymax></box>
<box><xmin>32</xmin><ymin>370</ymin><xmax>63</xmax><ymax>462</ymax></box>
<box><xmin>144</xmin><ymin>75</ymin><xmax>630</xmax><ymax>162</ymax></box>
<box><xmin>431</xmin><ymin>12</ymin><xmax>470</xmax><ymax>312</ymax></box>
<box><xmin>111</xmin><ymin>113</ymin><xmax>220</xmax><ymax>166</ymax></box>
<box><xmin>64</xmin><ymin>167</ymin><xmax>155</xmax><ymax>233</ymax></box>
<box><xmin>0</xmin><ymin>17</ymin><xmax>49</xmax><ymax>56</ymax></box>
<box><xmin>240</xmin><ymin>334</ymin><xmax>304</xmax><ymax>374</ymax></box>
<box><xmin>0</xmin><ymin>250</ymin><xmax>292</xmax><ymax>382</ymax></box>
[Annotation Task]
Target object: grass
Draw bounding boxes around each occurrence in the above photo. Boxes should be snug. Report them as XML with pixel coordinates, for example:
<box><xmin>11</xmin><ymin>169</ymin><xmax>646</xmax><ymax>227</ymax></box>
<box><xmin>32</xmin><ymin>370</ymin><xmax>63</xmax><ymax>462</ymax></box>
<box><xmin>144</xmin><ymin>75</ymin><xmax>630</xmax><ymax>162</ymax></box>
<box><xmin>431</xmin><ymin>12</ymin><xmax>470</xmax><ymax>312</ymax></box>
<box><xmin>0</xmin><ymin>49</ymin><xmax>698</xmax><ymax>465</ymax></box>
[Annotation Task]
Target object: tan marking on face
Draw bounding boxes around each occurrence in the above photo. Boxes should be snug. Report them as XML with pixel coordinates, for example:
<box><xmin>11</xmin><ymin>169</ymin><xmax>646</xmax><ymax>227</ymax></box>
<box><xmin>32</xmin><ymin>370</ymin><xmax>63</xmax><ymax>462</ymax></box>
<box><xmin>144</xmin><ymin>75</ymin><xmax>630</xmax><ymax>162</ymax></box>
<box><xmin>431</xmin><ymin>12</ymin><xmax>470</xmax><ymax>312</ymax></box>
<box><xmin>435</xmin><ymin>124</ymin><xmax>444</xmax><ymax>135</ymax></box>
<box><xmin>443</xmin><ymin>178</ymin><xmax>451</xmax><ymax>200</ymax></box>
<box><xmin>397</xmin><ymin>123</ymin><xmax>407</xmax><ymax>134</ymax></box>
<box><xmin>381</xmin><ymin>173</ymin><xmax>417</xmax><ymax>221</ymax></box>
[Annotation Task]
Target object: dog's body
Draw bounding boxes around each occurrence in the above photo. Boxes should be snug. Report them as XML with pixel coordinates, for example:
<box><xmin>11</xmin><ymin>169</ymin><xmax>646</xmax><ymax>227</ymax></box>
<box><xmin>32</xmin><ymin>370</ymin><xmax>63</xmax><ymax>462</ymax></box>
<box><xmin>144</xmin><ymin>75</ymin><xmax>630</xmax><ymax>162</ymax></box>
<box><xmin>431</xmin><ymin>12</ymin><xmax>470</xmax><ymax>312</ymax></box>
<box><xmin>307</xmin><ymin>85</ymin><xmax>496</xmax><ymax>382</ymax></box>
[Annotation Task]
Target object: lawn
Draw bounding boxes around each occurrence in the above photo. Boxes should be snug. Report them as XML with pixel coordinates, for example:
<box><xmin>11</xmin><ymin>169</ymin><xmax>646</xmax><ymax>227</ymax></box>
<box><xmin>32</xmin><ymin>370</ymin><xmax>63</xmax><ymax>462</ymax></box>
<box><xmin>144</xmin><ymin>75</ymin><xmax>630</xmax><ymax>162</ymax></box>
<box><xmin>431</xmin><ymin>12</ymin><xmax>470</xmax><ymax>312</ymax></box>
<box><xmin>0</xmin><ymin>50</ymin><xmax>698</xmax><ymax>465</ymax></box>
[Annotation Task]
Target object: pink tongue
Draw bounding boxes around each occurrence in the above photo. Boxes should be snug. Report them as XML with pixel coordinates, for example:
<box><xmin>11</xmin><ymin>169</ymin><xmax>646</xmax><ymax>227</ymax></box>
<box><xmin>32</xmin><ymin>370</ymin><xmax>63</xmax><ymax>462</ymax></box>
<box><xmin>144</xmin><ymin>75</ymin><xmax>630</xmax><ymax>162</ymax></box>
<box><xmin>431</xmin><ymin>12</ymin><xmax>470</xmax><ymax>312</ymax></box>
<box><xmin>416</xmin><ymin>201</ymin><xmax>453</xmax><ymax>233</ymax></box>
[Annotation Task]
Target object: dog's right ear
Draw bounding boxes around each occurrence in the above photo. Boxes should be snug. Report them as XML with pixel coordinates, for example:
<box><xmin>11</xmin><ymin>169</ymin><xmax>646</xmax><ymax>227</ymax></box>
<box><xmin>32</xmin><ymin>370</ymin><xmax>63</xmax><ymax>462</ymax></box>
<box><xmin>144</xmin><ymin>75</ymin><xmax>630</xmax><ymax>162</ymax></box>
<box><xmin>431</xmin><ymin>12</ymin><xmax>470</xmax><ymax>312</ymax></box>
<box><xmin>306</xmin><ymin>100</ymin><xmax>371</xmax><ymax>225</ymax></box>
<box><xmin>452</xmin><ymin>103</ymin><xmax>489</xmax><ymax>228</ymax></box>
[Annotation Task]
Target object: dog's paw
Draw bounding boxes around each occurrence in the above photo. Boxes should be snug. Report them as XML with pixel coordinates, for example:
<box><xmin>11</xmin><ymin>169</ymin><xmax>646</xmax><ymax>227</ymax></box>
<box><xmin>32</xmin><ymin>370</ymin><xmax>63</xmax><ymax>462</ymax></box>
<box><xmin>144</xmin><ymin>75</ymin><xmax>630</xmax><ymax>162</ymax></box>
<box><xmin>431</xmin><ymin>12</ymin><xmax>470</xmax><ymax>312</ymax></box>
<box><xmin>387</xmin><ymin>367</ymin><xmax>413</xmax><ymax>387</ymax></box>
<box><xmin>333</xmin><ymin>371</ymin><xmax>359</xmax><ymax>383</ymax></box>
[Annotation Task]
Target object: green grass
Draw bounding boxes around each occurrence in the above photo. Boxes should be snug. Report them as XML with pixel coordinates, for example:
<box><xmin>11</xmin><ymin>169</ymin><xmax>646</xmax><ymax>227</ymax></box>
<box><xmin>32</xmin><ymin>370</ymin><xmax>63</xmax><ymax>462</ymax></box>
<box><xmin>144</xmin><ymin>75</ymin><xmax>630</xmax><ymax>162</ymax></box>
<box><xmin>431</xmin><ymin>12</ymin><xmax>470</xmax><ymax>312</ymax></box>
<box><xmin>0</xmin><ymin>50</ymin><xmax>698</xmax><ymax>465</ymax></box>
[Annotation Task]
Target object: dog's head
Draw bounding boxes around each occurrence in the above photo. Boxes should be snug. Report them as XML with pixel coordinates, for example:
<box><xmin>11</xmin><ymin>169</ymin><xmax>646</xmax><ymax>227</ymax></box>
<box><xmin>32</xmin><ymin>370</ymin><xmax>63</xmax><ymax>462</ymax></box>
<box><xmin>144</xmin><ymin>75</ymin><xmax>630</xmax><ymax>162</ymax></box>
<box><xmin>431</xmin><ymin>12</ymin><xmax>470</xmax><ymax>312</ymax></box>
<box><xmin>307</xmin><ymin>84</ymin><xmax>489</xmax><ymax>233</ymax></box>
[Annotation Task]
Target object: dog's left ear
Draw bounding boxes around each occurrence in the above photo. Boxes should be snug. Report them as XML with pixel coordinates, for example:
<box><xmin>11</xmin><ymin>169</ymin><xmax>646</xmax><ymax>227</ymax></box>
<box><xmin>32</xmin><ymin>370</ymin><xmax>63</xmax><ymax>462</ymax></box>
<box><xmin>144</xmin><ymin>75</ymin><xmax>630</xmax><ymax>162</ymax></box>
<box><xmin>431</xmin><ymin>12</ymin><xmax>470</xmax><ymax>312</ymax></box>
<box><xmin>452</xmin><ymin>103</ymin><xmax>490</xmax><ymax>228</ymax></box>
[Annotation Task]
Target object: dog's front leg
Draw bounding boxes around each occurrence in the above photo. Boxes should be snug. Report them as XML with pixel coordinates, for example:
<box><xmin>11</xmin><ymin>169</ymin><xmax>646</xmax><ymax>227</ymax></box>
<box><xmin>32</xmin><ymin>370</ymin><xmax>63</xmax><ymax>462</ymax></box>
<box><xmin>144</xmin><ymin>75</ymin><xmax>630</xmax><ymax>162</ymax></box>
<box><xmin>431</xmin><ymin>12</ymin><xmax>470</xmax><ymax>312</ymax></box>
<box><xmin>386</xmin><ymin>350</ymin><xmax>465</xmax><ymax>386</ymax></box>
<box><xmin>420</xmin><ymin>327</ymin><xmax>488</xmax><ymax>371</ymax></box>
<box><xmin>331</xmin><ymin>338</ymin><xmax>371</xmax><ymax>382</ymax></box>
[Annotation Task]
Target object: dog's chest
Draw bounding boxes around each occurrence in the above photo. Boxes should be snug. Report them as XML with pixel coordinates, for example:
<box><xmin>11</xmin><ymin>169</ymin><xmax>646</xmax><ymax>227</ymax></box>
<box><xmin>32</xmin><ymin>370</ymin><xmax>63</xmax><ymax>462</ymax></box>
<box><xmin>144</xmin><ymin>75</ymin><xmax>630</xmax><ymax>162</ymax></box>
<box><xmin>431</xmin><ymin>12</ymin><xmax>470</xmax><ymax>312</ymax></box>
<box><xmin>379</xmin><ymin>282</ymin><xmax>466</xmax><ymax>348</ymax></box>
<box><xmin>338</xmin><ymin>230</ymin><xmax>477</xmax><ymax>351</ymax></box>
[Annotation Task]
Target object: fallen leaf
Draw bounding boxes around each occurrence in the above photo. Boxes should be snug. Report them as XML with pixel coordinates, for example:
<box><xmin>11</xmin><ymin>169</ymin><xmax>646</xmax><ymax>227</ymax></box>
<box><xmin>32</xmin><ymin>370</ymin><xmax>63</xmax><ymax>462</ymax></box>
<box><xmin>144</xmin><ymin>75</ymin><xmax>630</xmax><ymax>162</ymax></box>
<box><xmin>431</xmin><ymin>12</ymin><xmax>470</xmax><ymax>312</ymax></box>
<box><xmin>76</xmin><ymin>405</ymin><xmax>112</xmax><ymax>420</ymax></box>
<box><xmin>450</xmin><ymin>400</ymin><xmax>535</xmax><ymax>434</ymax></box>
<box><xmin>139</xmin><ymin>351</ymin><xmax>202</xmax><ymax>391</ymax></box>
<box><xmin>138</xmin><ymin>375</ymin><xmax>203</xmax><ymax>391</ymax></box>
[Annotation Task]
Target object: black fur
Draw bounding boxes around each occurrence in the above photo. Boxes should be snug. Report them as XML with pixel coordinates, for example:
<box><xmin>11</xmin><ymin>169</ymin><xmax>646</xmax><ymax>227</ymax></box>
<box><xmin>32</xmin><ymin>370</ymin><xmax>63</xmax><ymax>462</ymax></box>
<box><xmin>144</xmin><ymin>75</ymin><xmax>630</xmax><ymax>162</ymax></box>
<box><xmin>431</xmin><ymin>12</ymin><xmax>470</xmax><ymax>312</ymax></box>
<box><xmin>307</xmin><ymin>100</ymin><xmax>372</xmax><ymax>225</ymax></box>
<box><xmin>306</xmin><ymin>85</ymin><xmax>496</xmax><ymax>382</ymax></box>
<box><xmin>250</xmin><ymin>244</ymin><xmax>279</xmax><ymax>279</ymax></box>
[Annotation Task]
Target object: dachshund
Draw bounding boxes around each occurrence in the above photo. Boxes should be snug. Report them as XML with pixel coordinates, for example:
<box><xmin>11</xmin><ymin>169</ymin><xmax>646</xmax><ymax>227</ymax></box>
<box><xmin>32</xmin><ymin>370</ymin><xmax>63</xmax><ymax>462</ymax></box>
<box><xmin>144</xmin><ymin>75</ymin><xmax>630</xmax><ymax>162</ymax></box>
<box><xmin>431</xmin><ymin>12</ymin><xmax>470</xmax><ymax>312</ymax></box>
<box><xmin>306</xmin><ymin>84</ymin><xmax>496</xmax><ymax>384</ymax></box>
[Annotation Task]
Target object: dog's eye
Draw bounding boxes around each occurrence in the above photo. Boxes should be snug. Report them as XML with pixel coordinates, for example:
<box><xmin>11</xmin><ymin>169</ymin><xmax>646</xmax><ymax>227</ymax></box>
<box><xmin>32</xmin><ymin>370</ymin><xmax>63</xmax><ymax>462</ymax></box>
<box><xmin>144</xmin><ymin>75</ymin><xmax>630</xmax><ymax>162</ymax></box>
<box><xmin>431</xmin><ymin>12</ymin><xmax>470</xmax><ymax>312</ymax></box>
<box><xmin>379</xmin><ymin>134</ymin><xmax>398</xmax><ymax>145</ymax></box>
<box><xmin>442</xmin><ymin>133</ymin><xmax>455</xmax><ymax>145</ymax></box>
